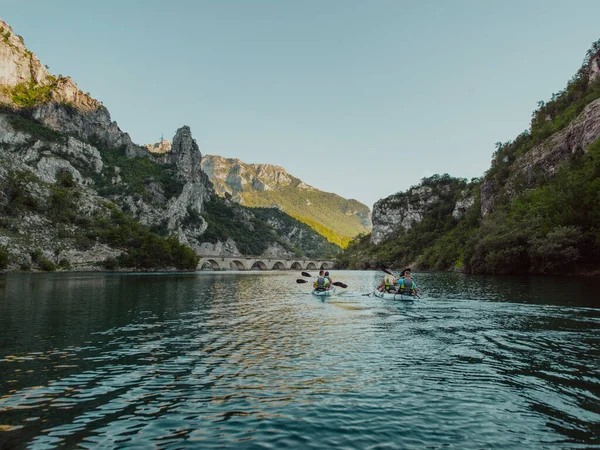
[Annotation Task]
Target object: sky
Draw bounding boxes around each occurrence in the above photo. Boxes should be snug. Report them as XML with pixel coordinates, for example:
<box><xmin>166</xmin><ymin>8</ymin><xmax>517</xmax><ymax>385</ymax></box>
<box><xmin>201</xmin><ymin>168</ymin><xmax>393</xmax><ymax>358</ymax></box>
<box><xmin>2</xmin><ymin>0</ymin><xmax>600</xmax><ymax>208</ymax></box>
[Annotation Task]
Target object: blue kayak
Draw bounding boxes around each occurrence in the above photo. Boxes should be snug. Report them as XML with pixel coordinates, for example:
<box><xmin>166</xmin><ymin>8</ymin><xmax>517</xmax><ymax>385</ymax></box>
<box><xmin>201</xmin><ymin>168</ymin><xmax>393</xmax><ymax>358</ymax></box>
<box><xmin>312</xmin><ymin>288</ymin><xmax>336</xmax><ymax>297</ymax></box>
<box><xmin>373</xmin><ymin>290</ymin><xmax>416</xmax><ymax>301</ymax></box>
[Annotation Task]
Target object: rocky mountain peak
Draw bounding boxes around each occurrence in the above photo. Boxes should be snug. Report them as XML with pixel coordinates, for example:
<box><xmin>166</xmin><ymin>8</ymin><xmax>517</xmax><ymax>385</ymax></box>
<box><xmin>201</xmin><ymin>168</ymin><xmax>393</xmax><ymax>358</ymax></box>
<box><xmin>169</xmin><ymin>126</ymin><xmax>202</xmax><ymax>182</ymax></box>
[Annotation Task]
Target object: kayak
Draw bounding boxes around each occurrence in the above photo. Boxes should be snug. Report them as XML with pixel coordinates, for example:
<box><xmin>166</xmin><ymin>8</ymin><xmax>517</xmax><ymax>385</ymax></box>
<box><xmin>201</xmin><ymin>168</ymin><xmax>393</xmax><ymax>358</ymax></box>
<box><xmin>312</xmin><ymin>288</ymin><xmax>336</xmax><ymax>297</ymax></box>
<box><xmin>373</xmin><ymin>290</ymin><xmax>416</xmax><ymax>301</ymax></box>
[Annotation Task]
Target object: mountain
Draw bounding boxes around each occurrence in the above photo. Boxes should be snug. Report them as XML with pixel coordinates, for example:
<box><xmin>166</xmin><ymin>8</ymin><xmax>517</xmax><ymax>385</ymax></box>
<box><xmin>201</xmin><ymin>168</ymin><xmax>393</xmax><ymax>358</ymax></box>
<box><xmin>339</xmin><ymin>39</ymin><xmax>600</xmax><ymax>275</ymax></box>
<box><xmin>200</xmin><ymin>155</ymin><xmax>371</xmax><ymax>247</ymax></box>
<box><xmin>0</xmin><ymin>18</ymin><xmax>339</xmax><ymax>272</ymax></box>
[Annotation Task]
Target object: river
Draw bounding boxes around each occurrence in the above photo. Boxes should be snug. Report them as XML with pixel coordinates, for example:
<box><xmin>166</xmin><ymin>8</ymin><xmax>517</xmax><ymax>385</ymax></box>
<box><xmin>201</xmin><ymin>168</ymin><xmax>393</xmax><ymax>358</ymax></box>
<box><xmin>0</xmin><ymin>271</ymin><xmax>598</xmax><ymax>449</ymax></box>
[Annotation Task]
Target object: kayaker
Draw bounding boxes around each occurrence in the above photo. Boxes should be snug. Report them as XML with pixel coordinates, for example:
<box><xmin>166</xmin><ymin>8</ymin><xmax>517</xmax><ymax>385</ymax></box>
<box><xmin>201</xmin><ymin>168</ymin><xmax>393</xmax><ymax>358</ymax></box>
<box><xmin>313</xmin><ymin>270</ymin><xmax>330</xmax><ymax>291</ymax></box>
<box><xmin>397</xmin><ymin>268</ymin><xmax>418</xmax><ymax>296</ymax></box>
<box><xmin>377</xmin><ymin>272</ymin><xmax>398</xmax><ymax>292</ymax></box>
<box><xmin>324</xmin><ymin>271</ymin><xmax>333</xmax><ymax>288</ymax></box>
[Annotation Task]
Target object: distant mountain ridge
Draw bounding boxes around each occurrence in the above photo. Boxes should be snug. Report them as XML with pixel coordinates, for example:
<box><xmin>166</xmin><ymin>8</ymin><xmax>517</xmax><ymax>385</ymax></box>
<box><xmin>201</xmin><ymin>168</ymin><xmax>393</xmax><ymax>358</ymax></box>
<box><xmin>199</xmin><ymin>155</ymin><xmax>371</xmax><ymax>248</ymax></box>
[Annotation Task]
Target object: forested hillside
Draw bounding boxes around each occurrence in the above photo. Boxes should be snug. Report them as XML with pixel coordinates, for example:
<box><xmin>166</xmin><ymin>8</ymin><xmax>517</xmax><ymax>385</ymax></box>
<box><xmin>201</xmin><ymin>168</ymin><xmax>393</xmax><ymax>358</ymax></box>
<box><xmin>339</xmin><ymin>40</ymin><xmax>600</xmax><ymax>275</ymax></box>
<box><xmin>200</xmin><ymin>155</ymin><xmax>371</xmax><ymax>248</ymax></box>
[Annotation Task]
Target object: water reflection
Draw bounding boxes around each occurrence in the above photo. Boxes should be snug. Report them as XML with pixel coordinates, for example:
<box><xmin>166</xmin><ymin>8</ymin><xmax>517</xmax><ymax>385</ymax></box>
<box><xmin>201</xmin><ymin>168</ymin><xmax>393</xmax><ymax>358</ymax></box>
<box><xmin>0</xmin><ymin>271</ymin><xmax>598</xmax><ymax>448</ymax></box>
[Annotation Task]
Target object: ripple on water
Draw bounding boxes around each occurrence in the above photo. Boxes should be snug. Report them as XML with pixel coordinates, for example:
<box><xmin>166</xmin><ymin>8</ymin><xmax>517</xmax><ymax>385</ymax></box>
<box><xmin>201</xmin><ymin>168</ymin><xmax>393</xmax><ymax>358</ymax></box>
<box><xmin>0</xmin><ymin>271</ymin><xmax>599</xmax><ymax>448</ymax></box>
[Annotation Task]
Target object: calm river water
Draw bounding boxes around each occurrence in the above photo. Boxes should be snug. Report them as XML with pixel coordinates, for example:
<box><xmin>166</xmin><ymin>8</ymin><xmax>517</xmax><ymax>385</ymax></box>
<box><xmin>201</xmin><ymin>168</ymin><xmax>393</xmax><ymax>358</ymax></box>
<box><xmin>0</xmin><ymin>271</ymin><xmax>599</xmax><ymax>449</ymax></box>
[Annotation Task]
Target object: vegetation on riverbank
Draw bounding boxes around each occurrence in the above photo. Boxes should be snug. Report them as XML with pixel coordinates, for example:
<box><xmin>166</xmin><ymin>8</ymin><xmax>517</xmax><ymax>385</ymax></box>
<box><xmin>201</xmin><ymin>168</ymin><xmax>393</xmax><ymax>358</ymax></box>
<box><xmin>337</xmin><ymin>175</ymin><xmax>481</xmax><ymax>270</ymax></box>
<box><xmin>339</xmin><ymin>40</ymin><xmax>600</xmax><ymax>275</ymax></box>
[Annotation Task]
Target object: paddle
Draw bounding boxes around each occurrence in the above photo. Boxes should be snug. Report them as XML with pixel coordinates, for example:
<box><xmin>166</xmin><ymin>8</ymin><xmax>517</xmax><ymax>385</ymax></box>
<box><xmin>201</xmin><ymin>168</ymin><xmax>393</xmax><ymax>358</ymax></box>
<box><xmin>302</xmin><ymin>272</ymin><xmax>347</xmax><ymax>288</ymax></box>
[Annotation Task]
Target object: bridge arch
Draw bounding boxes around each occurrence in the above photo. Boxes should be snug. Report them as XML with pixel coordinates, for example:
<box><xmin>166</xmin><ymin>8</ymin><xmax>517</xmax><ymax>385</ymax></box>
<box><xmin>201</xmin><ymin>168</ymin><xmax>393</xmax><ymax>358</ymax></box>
<box><xmin>250</xmin><ymin>261</ymin><xmax>268</xmax><ymax>271</ymax></box>
<box><xmin>203</xmin><ymin>259</ymin><xmax>221</xmax><ymax>270</ymax></box>
<box><xmin>320</xmin><ymin>262</ymin><xmax>331</xmax><ymax>270</ymax></box>
<box><xmin>229</xmin><ymin>260</ymin><xmax>246</xmax><ymax>270</ymax></box>
<box><xmin>291</xmin><ymin>262</ymin><xmax>302</xmax><ymax>270</ymax></box>
<box><xmin>271</xmin><ymin>261</ymin><xmax>286</xmax><ymax>270</ymax></box>
<box><xmin>305</xmin><ymin>262</ymin><xmax>317</xmax><ymax>270</ymax></box>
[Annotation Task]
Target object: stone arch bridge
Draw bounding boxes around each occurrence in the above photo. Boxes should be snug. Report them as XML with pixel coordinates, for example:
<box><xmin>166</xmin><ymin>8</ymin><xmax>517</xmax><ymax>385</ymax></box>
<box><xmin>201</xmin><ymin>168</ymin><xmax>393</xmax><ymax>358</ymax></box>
<box><xmin>198</xmin><ymin>256</ymin><xmax>336</xmax><ymax>271</ymax></box>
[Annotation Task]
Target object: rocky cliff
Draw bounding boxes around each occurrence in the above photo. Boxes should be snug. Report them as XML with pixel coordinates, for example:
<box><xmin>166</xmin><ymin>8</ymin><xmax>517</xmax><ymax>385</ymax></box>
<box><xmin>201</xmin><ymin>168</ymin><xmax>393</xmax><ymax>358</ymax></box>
<box><xmin>480</xmin><ymin>43</ymin><xmax>600</xmax><ymax>217</ymax></box>
<box><xmin>0</xmin><ymin>18</ymin><xmax>145</xmax><ymax>158</ymax></box>
<box><xmin>198</xmin><ymin>154</ymin><xmax>371</xmax><ymax>247</ymax></box>
<box><xmin>341</xmin><ymin>40</ymin><xmax>600</xmax><ymax>275</ymax></box>
<box><xmin>370</xmin><ymin>175</ymin><xmax>476</xmax><ymax>245</ymax></box>
<box><xmin>481</xmin><ymin>96</ymin><xmax>600</xmax><ymax>217</ymax></box>
<box><xmin>0</xmin><ymin>18</ymin><xmax>340</xmax><ymax>271</ymax></box>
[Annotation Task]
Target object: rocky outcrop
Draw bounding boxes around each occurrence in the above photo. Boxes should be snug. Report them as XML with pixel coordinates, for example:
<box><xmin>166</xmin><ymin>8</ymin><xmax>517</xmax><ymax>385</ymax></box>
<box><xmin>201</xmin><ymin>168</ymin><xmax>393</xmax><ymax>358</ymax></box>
<box><xmin>452</xmin><ymin>193</ymin><xmax>475</xmax><ymax>220</ymax></box>
<box><xmin>0</xmin><ymin>18</ymin><xmax>146</xmax><ymax>158</ymax></box>
<box><xmin>371</xmin><ymin>186</ymin><xmax>438</xmax><ymax>245</ymax></box>
<box><xmin>32</xmin><ymin>103</ymin><xmax>146</xmax><ymax>158</ymax></box>
<box><xmin>0</xmin><ymin>114</ymin><xmax>103</xmax><ymax>184</ymax></box>
<box><xmin>0</xmin><ymin>19</ymin><xmax>48</xmax><ymax>92</ymax></box>
<box><xmin>371</xmin><ymin>177</ymin><xmax>475</xmax><ymax>245</ymax></box>
<box><xmin>0</xmin><ymin>132</ymin><xmax>121</xmax><ymax>270</ymax></box>
<box><xmin>144</xmin><ymin>139</ymin><xmax>171</xmax><ymax>154</ymax></box>
<box><xmin>198</xmin><ymin>238</ymin><xmax>241</xmax><ymax>257</ymax></box>
<box><xmin>589</xmin><ymin>55</ymin><xmax>600</xmax><ymax>82</ymax></box>
<box><xmin>116</xmin><ymin>126</ymin><xmax>213</xmax><ymax>250</ymax></box>
<box><xmin>481</xmin><ymin>97</ymin><xmax>600</xmax><ymax>217</ymax></box>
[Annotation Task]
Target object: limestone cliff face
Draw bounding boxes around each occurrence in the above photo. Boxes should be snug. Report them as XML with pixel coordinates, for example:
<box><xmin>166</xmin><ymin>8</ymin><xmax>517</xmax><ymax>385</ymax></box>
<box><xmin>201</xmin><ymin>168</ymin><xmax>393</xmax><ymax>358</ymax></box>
<box><xmin>32</xmin><ymin>103</ymin><xmax>146</xmax><ymax>158</ymax></box>
<box><xmin>0</xmin><ymin>18</ymin><xmax>145</xmax><ymax>158</ymax></box>
<box><xmin>0</xmin><ymin>19</ymin><xmax>48</xmax><ymax>90</ymax></box>
<box><xmin>371</xmin><ymin>186</ymin><xmax>437</xmax><ymax>245</ymax></box>
<box><xmin>115</xmin><ymin>126</ymin><xmax>213</xmax><ymax>250</ymax></box>
<box><xmin>370</xmin><ymin>177</ymin><xmax>475</xmax><ymax>245</ymax></box>
<box><xmin>0</xmin><ymin>112</ymin><xmax>120</xmax><ymax>269</ymax></box>
<box><xmin>163</xmin><ymin>127</ymin><xmax>212</xmax><ymax>242</ymax></box>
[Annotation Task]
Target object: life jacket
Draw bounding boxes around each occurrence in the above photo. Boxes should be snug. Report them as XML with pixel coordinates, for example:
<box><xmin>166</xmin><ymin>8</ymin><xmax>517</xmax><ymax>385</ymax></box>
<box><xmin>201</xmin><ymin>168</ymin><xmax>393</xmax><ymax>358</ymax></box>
<box><xmin>398</xmin><ymin>278</ymin><xmax>415</xmax><ymax>295</ymax></box>
<box><xmin>383</xmin><ymin>274</ymin><xmax>396</xmax><ymax>292</ymax></box>
<box><xmin>316</xmin><ymin>276</ymin><xmax>327</xmax><ymax>290</ymax></box>
<box><xmin>384</xmin><ymin>278</ymin><xmax>394</xmax><ymax>292</ymax></box>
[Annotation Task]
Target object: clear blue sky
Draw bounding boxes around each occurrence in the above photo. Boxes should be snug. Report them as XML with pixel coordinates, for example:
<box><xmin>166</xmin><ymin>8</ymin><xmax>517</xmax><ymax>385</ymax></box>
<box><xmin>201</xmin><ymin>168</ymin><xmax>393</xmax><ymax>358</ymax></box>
<box><xmin>2</xmin><ymin>0</ymin><xmax>600</xmax><ymax>208</ymax></box>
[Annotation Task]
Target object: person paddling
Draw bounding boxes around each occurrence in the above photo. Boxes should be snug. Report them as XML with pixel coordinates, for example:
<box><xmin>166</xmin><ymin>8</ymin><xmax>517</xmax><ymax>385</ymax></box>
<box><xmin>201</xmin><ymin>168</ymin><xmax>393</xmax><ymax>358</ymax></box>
<box><xmin>377</xmin><ymin>272</ymin><xmax>398</xmax><ymax>292</ymax></box>
<box><xmin>397</xmin><ymin>268</ymin><xmax>418</xmax><ymax>296</ymax></box>
<box><xmin>324</xmin><ymin>271</ymin><xmax>333</xmax><ymax>289</ymax></box>
<box><xmin>313</xmin><ymin>270</ymin><xmax>330</xmax><ymax>291</ymax></box>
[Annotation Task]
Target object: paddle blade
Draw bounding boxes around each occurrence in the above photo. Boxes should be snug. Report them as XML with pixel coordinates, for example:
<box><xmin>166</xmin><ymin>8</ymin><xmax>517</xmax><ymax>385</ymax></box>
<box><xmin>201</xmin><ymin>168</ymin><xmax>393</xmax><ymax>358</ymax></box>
<box><xmin>296</xmin><ymin>279</ymin><xmax>309</xmax><ymax>284</ymax></box>
<box><xmin>301</xmin><ymin>272</ymin><xmax>312</xmax><ymax>277</ymax></box>
<box><xmin>333</xmin><ymin>282</ymin><xmax>347</xmax><ymax>288</ymax></box>
<box><xmin>381</xmin><ymin>268</ymin><xmax>392</xmax><ymax>275</ymax></box>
